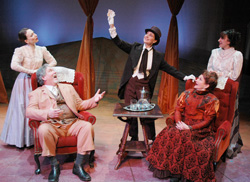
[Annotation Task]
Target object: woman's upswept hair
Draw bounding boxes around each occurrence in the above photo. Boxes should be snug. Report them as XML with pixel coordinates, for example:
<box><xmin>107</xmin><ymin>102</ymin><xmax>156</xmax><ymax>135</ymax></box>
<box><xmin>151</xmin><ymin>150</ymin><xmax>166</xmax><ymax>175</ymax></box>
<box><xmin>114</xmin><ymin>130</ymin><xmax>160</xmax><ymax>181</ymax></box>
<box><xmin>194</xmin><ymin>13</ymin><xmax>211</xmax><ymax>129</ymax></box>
<box><xmin>220</xmin><ymin>29</ymin><xmax>241</xmax><ymax>47</ymax></box>
<box><xmin>18</xmin><ymin>28</ymin><xmax>29</xmax><ymax>43</ymax></box>
<box><xmin>202</xmin><ymin>70</ymin><xmax>218</xmax><ymax>92</ymax></box>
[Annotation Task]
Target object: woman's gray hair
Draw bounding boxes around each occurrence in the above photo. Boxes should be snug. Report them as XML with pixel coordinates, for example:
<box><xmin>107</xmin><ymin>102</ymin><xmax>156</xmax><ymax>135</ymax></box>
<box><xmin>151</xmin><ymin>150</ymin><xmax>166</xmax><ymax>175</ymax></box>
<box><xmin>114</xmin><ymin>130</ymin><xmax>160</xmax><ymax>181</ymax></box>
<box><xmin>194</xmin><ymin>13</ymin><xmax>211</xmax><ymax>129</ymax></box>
<box><xmin>36</xmin><ymin>64</ymin><xmax>49</xmax><ymax>85</ymax></box>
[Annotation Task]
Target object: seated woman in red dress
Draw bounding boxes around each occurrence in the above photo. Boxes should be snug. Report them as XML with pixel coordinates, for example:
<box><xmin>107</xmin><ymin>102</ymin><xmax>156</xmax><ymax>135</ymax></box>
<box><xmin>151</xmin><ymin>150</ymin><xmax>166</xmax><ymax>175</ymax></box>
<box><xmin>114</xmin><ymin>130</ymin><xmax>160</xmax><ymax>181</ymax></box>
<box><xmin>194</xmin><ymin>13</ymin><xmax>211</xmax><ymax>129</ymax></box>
<box><xmin>146</xmin><ymin>70</ymin><xmax>219</xmax><ymax>182</ymax></box>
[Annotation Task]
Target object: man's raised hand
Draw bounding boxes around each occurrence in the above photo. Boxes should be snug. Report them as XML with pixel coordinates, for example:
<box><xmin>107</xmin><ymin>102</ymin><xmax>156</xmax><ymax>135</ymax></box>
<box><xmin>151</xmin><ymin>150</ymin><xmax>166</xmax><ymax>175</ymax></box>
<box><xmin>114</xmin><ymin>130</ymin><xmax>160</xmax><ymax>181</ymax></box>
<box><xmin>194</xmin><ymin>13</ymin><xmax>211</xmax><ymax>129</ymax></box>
<box><xmin>107</xmin><ymin>9</ymin><xmax>115</xmax><ymax>25</ymax></box>
<box><xmin>94</xmin><ymin>89</ymin><xmax>105</xmax><ymax>103</ymax></box>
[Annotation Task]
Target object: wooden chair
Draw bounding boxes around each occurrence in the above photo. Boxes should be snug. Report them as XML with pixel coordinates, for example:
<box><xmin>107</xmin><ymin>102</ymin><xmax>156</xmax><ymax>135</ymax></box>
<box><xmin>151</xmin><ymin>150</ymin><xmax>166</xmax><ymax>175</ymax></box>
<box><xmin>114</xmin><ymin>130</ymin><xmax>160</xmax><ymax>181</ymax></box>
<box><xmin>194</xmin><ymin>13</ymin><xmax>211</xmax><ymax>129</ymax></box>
<box><xmin>29</xmin><ymin>72</ymin><xmax>96</xmax><ymax>174</ymax></box>
<box><xmin>166</xmin><ymin>78</ymin><xmax>239</xmax><ymax>170</ymax></box>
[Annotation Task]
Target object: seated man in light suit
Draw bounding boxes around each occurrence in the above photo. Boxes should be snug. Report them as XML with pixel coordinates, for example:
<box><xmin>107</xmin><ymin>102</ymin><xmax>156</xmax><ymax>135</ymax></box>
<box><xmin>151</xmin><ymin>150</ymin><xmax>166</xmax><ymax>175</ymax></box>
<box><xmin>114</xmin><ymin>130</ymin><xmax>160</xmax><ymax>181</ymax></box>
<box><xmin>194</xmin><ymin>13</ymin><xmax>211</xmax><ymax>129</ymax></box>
<box><xmin>26</xmin><ymin>64</ymin><xmax>105</xmax><ymax>182</ymax></box>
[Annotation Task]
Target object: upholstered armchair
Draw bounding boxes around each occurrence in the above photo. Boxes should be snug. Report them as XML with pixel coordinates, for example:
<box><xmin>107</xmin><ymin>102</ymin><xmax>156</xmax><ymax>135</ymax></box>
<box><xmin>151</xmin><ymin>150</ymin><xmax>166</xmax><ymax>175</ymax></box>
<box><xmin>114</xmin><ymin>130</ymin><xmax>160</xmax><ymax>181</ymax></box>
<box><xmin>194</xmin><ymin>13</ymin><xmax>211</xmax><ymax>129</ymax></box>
<box><xmin>29</xmin><ymin>71</ymin><xmax>96</xmax><ymax>174</ymax></box>
<box><xmin>165</xmin><ymin>78</ymin><xmax>239</xmax><ymax>170</ymax></box>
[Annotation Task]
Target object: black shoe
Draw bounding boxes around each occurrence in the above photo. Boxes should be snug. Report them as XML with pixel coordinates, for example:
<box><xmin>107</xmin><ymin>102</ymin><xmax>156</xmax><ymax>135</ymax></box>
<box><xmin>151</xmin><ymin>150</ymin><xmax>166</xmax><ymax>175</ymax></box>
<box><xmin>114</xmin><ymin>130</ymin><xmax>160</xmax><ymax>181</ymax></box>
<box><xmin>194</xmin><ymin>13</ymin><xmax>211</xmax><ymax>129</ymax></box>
<box><xmin>48</xmin><ymin>163</ymin><xmax>60</xmax><ymax>182</ymax></box>
<box><xmin>73</xmin><ymin>163</ymin><xmax>91</xmax><ymax>181</ymax></box>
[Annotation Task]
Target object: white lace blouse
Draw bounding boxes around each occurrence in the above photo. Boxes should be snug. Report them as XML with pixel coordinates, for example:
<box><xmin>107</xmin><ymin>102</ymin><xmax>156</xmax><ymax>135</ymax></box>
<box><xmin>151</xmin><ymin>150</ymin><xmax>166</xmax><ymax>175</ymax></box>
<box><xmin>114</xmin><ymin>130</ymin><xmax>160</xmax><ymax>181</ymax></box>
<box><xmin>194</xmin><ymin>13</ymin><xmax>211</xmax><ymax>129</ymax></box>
<box><xmin>10</xmin><ymin>45</ymin><xmax>57</xmax><ymax>75</ymax></box>
<box><xmin>207</xmin><ymin>47</ymin><xmax>243</xmax><ymax>89</ymax></box>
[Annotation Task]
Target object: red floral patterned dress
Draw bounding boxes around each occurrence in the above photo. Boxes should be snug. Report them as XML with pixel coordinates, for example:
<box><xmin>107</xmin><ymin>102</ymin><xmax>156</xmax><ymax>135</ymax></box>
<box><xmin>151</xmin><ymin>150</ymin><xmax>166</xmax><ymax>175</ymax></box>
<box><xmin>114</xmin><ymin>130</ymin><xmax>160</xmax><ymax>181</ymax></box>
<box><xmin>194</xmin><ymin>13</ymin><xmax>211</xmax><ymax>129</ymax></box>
<box><xmin>146</xmin><ymin>89</ymin><xmax>219</xmax><ymax>182</ymax></box>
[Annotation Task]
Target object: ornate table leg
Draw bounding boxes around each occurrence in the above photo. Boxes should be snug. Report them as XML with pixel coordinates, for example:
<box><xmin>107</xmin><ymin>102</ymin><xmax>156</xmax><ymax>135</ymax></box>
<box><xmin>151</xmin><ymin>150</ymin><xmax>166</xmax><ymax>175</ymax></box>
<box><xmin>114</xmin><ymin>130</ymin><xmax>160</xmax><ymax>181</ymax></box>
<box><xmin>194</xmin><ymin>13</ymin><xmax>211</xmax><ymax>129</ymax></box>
<box><xmin>114</xmin><ymin>122</ymin><xmax>130</xmax><ymax>170</ymax></box>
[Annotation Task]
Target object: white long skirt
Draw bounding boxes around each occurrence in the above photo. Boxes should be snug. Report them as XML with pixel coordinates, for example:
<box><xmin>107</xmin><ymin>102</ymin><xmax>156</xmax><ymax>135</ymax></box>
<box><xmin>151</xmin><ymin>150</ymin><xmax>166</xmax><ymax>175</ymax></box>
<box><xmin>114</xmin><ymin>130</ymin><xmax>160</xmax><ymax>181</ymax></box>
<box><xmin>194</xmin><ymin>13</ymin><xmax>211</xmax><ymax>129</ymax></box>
<box><xmin>0</xmin><ymin>73</ymin><xmax>34</xmax><ymax>148</ymax></box>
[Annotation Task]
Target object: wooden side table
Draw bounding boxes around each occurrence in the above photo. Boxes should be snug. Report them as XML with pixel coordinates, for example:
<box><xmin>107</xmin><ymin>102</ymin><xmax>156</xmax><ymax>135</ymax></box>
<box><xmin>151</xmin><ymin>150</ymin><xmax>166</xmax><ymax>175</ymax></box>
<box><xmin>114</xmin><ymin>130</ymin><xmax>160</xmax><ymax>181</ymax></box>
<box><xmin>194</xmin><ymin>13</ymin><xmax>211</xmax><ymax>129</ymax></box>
<box><xmin>113</xmin><ymin>103</ymin><xmax>163</xmax><ymax>170</ymax></box>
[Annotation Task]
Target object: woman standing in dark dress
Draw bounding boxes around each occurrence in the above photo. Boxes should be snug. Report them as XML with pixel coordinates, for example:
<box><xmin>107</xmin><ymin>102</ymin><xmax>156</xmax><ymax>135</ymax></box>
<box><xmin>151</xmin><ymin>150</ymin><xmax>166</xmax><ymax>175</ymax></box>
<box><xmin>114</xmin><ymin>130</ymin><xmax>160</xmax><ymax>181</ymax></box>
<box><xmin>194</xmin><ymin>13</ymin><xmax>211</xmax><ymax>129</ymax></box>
<box><xmin>147</xmin><ymin>70</ymin><xmax>219</xmax><ymax>182</ymax></box>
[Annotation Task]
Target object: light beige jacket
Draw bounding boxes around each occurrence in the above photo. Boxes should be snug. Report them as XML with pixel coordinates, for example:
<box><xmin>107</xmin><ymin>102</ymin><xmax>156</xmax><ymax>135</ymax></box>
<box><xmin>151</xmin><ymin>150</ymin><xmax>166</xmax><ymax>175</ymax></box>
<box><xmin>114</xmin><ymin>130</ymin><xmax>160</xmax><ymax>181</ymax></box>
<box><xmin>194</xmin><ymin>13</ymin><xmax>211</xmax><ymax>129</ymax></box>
<box><xmin>26</xmin><ymin>83</ymin><xmax>97</xmax><ymax>122</ymax></box>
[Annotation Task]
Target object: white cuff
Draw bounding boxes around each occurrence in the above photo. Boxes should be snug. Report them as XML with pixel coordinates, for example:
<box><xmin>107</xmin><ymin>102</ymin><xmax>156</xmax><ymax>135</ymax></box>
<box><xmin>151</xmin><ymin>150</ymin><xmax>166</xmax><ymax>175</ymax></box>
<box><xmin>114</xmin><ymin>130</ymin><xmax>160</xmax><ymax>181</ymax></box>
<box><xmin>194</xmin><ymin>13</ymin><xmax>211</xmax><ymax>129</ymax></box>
<box><xmin>108</xmin><ymin>17</ymin><xmax>114</xmax><ymax>25</ymax></box>
<box><xmin>109</xmin><ymin>27</ymin><xmax>117</xmax><ymax>39</ymax></box>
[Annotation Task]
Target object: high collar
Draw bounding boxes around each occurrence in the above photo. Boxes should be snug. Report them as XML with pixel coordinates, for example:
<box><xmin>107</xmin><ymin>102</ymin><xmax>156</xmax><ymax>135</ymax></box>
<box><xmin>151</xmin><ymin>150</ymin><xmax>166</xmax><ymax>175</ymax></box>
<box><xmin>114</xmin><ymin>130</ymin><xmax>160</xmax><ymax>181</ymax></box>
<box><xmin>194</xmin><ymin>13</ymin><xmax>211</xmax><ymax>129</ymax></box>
<box><xmin>194</xmin><ymin>89</ymin><xmax>209</xmax><ymax>95</ymax></box>
<box><xmin>219</xmin><ymin>47</ymin><xmax>235</xmax><ymax>54</ymax></box>
<box><xmin>25</xmin><ymin>44</ymin><xmax>37</xmax><ymax>49</ymax></box>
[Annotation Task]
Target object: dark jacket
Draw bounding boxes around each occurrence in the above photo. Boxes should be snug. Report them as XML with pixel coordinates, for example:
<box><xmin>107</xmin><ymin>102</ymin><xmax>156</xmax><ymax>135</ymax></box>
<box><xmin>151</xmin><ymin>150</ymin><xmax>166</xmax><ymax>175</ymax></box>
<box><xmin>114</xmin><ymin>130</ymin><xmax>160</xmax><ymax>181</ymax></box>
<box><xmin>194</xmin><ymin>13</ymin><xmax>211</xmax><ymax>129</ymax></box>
<box><xmin>112</xmin><ymin>35</ymin><xmax>185</xmax><ymax>99</ymax></box>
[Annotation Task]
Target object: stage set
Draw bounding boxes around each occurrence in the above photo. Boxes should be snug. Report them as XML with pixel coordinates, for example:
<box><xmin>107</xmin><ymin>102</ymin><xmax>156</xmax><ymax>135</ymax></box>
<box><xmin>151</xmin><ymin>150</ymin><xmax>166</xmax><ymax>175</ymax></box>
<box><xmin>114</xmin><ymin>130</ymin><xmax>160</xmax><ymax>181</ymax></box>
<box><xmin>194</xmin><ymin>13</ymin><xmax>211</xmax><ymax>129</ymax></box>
<box><xmin>0</xmin><ymin>38</ymin><xmax>250</xmax><ymax>181</ymax></box>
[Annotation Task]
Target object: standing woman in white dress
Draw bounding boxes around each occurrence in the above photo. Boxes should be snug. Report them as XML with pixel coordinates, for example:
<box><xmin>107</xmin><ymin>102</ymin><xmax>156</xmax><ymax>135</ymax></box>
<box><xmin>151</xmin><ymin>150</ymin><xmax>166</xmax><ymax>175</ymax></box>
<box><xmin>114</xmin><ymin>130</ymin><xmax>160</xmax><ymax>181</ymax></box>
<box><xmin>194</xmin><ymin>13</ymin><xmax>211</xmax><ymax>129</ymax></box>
<box><xmin>0</xmin><ymin>28</ymin><xmax>57</xmax><ymax>148</ymax></box>
<box><xmin>207</xmin><ymin>29</ymin><xmax>243</xmax><ymax>158</ymax></box>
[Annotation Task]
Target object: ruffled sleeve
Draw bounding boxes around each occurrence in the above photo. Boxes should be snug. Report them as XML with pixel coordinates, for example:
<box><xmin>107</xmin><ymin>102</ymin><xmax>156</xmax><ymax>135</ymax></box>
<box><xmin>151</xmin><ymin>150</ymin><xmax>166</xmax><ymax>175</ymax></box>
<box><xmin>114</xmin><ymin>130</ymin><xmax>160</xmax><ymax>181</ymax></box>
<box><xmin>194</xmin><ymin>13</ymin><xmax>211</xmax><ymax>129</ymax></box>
<box><xmin>228</xmin><ymin>51</ymin><xmax>243</xmax><ymax>81</ymax></box>
<box><xmin>42</xmin><ymin>47</ymin><xmax>57</xmax><ymax>66</ymax></box>
<box><xmin>207</xmin><ymin>49</ymin><xmax>215</xmax><ymax>72</ymax></box>
<box><xmin>191</xmin><ymin>96</ymin><xmax>219</xmax><ymax>130</ymax></box>
<box><xmin>174</xmin><ymin>91</ymin><xmax>187</xmax><ymax>122</ymax></box>
<box><xmin>10</xmin><ymin>47</ymin><xmax>35</xmax><ymax>74</ymax></box>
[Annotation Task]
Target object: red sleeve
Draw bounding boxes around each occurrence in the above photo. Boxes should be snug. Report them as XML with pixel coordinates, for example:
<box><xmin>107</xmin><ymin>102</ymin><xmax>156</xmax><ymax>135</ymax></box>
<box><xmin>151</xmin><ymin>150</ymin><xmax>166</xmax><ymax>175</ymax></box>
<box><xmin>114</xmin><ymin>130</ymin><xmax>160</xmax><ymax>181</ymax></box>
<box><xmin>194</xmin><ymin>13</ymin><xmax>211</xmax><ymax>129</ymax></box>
<box><xmin>174</xmin><ymin>91</ymin><xmax>186</xmax><ymax>123</ymax></box>
<box><xmin>191</xmin><ymin>97</ymin><xmax>219</xmax><ymax>130</ymax></box>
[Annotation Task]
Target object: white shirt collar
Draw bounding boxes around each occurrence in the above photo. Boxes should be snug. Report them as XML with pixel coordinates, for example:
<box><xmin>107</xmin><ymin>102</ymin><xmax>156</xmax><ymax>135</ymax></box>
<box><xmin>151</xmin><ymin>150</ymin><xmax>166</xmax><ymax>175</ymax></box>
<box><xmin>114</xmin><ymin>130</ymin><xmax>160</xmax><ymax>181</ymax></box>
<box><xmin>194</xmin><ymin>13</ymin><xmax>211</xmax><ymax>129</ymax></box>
<box><xmin>45</xmin><ymin>85</ymin><xmax>53</xmax><ymax>91</ymax></box>
<box><xmin>45</xmin><ymin>85</ymin><xmax>58</xmax><ymax>95</ymax></box>
<box><xmin>143</xmin><ymin>44</ymin><xmax>153</xmax><ymax>51</ymax></box>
